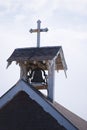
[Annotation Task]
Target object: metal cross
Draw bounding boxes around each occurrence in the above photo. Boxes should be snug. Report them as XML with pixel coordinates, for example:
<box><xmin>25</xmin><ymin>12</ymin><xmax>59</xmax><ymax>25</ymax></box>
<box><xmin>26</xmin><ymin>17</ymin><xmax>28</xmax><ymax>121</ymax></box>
<box><xmin>29</xmin><ymin>20</ymin><xmax>48</xmax><ymax>47</ymax></box>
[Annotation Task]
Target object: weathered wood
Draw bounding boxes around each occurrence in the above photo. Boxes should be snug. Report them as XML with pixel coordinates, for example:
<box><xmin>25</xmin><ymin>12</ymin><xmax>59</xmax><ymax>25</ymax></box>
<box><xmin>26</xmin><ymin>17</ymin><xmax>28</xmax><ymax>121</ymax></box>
<box><xmin>48</xmin><ymin>60</ymin><xmax>55</xmax><ymax>101</ymax></box>
<box><xmin>7</xmin><ymin>47</ymin><xmax>67</xmax><ymax>71</ymax></box>
<box><xmin>7</xmin><ymin>46</ymin><xmax>67</xmax><ymax>102</ymax></box>
<box><xmin>19</xmin><ymin>62</ymin><xmax>28</xmax><ymax>81</ymax></box>
<box><xmin>33</xmin><ymin>85</ymin><xmax>48</xmax><ymax>90</ymax></box>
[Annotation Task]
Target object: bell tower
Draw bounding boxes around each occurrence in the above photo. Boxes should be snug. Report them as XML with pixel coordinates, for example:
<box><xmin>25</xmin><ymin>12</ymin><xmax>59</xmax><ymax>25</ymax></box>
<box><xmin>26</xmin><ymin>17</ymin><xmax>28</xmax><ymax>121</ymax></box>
<box><xmin>7</xmin><ymin>20</ymin><xmax>67</xmax><ymax>102</ymax></box>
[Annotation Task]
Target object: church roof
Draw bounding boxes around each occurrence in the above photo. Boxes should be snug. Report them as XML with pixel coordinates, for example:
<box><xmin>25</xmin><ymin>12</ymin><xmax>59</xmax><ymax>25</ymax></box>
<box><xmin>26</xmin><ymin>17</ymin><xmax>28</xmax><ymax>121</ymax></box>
<box><xmin>53</xmin><ymin>102</ymin><xmax>87</xmax><ymax>130</ymax></box>
<box><xmin>0</xmin><ymin>91</ymin><xmax>66</xmax><ymax>130</ymax></box>
<box><xmin>0</xmin><ymin>80</ymin><xmax>87</xmax><ymax>130</ymax></box>
<box><xmin>7</xmin><ymin>46</ymin><xmax>67</xmax><ymax>71</ymax></box>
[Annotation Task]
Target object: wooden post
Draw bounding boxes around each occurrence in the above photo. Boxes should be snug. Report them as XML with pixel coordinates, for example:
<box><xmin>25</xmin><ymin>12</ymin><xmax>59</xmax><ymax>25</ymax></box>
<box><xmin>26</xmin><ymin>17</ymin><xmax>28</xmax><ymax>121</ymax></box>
<box><xmin>48</xmin><ymin>60</ymin><xmax>55</xmax><ymax>102</ymax></box>
<box><xmin>19</xmin><ymin>63</ymin><xmax>28</xmax><ymax>81</ymax></box>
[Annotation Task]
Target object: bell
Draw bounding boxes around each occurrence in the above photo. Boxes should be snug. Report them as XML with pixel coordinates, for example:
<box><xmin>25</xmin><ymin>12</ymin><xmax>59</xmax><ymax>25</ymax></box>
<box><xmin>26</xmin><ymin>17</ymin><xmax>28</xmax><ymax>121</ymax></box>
<box><xmin>29</xmin><ymin>67</ymin><xmax>45</xmax><ymax>83</ymax></box>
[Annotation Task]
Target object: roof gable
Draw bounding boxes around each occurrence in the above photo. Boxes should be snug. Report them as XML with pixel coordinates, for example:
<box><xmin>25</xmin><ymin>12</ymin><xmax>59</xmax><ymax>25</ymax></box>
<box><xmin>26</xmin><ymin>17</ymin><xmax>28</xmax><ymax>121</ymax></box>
<box><xmin>0</xmin><ymin>91</ymin><xmax>66</xmax><ymax>130</ymax></box>
<box><xmin>0</xmin><ymin>80</ymin><xmax>78</xmax><ymax>130</ymax></box>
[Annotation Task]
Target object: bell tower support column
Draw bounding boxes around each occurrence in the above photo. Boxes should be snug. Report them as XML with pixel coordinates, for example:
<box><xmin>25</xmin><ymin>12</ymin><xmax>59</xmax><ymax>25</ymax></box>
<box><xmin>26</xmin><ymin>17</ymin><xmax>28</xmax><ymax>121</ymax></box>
<box><xmin>48</xmin><ymin>60</ymin><xmax>55</xmax><ymax>102</ymax></box>
<box><xmin>19</xmin><ymin>63</ymin><xmax>28</xmax><ymax>81</ymax></box>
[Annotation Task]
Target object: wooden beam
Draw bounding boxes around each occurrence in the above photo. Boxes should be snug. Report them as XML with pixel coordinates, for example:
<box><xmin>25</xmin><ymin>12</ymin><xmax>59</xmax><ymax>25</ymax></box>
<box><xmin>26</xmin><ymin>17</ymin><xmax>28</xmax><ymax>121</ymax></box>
<box><xmin>33</xmin><ymin>85</ymin><xmax>48</xmax><ymax>90</ymax></box>
<box><xmin>48</xmin><ymin>60</ymin><xmax>55</xmax><ymax>102</ymax></box>
<box><xmin>19</xmin><ymin>62</ymin><xmax>28</xmax><ymax>81</ymax></box>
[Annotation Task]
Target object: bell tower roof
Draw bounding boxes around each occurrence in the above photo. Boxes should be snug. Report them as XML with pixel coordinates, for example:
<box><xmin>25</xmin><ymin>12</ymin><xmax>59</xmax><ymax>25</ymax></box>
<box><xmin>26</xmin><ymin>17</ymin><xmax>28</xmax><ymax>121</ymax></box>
<box><xmin>7</xmin><ymin>46</ymin><xmax>67</xmax><ymax>71</ymax></box>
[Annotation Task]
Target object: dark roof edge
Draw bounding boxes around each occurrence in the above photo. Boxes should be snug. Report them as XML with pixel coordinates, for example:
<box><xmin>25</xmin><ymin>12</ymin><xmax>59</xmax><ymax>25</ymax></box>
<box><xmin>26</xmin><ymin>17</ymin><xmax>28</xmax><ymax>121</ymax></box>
<box><xmin>14</xmin><ymin>46</ymin><xmax>62</xmax><ymax>50</ymax></box>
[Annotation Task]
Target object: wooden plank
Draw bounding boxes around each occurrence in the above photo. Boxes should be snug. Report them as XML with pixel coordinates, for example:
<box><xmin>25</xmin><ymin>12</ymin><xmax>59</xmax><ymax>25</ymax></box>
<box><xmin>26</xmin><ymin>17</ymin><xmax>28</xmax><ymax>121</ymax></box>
<box><xmin>48</xmin><ymin>60</ymin><xmax>55</xmax><ymax>101</ymax></box>
<box><xmin>33</xmin><ymin>85</ymin><xmax>48</xmax><ymax>90</ymax></box>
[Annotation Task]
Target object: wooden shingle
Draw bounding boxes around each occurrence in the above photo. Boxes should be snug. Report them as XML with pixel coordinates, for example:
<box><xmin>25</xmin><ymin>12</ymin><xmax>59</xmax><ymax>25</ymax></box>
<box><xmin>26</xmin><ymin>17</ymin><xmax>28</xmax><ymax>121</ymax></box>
<box><xmin>7</xmin><ymin>46</ymin><xmax>67</xmax><ymax>71</ymax></box>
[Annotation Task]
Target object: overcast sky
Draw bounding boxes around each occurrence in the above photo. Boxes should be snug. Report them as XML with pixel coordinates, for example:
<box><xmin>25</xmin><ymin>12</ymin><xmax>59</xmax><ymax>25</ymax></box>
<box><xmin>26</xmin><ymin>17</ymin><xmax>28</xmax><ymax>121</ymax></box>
<box><xmin>0</xmin><ymin>0</ymin><xmax>87</xmax><ymax>121</ymax></box>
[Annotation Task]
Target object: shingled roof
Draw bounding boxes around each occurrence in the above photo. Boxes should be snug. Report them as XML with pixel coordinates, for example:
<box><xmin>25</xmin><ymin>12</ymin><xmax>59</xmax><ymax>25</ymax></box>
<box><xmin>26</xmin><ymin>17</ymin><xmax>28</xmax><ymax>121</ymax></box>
<box><xmin>7</xmin><ymin>46</ymin><xmax>67</xmax><ymax>71</ymax></box>
<box><xmin>7</xmin><ymin>46</ymin><xmax>61</xmax><ymax>61</ymax></box>
<box><xmin>53</xmin><ymin>102</ymin><xmax>87</xmax><ymax>130</ymax></box>
<box><xmin>0</xmin><ymin>91</ymin><xmax>66</xmax><ymax>130</ymax></box>
<box><xmin>0</xmin><ymin>80</ymin><xmax>87</xmax><ymax>130</ymax></box>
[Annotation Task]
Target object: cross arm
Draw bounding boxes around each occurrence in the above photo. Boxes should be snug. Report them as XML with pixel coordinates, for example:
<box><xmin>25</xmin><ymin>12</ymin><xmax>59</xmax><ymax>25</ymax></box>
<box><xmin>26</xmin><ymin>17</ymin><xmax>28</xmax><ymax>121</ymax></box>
<box><xmin>29</xmin><ymin>28</ymin><xmax>48</xmax><ymax>33</ymax></box>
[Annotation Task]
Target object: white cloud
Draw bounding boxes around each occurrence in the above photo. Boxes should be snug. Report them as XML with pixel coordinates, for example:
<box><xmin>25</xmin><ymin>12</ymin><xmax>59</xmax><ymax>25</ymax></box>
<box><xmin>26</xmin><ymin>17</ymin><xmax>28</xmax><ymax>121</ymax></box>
<box><xmin>53</xmin><ymin>0</ymin><xmax>87</xmax><ymax>15</ymax></box>
<box><xmin>0</xmin><ymin>0</ymin><xmax>87</xmax><ymax>15</ymax></box>
<box><xmin>0</xmin><ymin>0</ymin><xmax>47</xmax><ymax>15</ymax></box>
<box><xmin>0</xmin><ymin>0</ymin><xmax>87</xmax><ymax>27</ymax></box>
<box><xmin>22</xmin><ymin>0</ymin><xmax>47</xmax><ymax>11</ymax></box>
